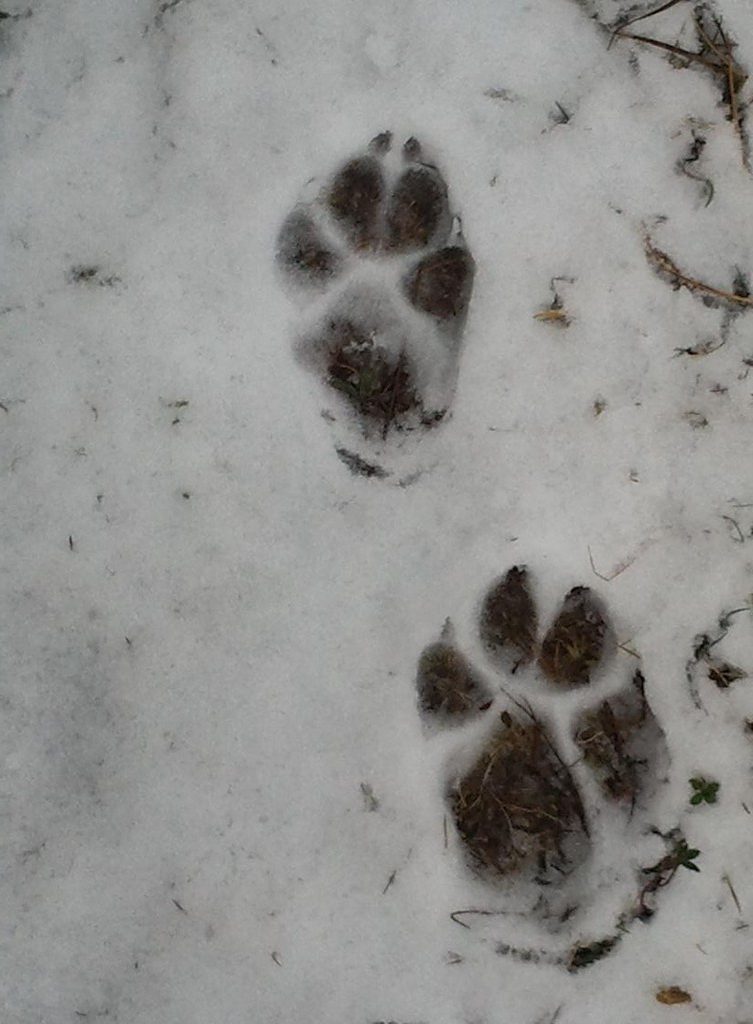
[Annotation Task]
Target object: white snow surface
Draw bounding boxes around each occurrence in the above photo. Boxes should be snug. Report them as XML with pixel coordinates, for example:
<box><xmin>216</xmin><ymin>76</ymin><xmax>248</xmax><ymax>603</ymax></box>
<box><xmin>2</xmin><ymin>1</ymin><xmax>753</xmax><ymax>1022</ymax></box>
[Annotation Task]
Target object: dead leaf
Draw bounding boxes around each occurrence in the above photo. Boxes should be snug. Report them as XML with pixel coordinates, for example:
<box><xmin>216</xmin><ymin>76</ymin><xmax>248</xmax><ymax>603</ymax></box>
<box><xmin>708</xmin><ymin>661</ymin><xmax>747</xmax><ymax>689</ymax></box>
<box><xmin>534</xmin><ymin>308</ymin><xmax>571</xmax><ymax>326</ymax></box>
<box><xmin>656</xmin><ymin>986</ymin><xmax>692</xmax><ymax>1005</ymax></box>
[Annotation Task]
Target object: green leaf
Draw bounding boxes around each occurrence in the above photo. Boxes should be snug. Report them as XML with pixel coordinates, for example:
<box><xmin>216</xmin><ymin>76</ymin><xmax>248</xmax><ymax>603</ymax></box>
<box><xmin>689</xmin><ymin>776</ymin><xmax>720</xmax><ymax>805</ymax></box>
<box><xmin>678</xmin><ymin>844</ymin><xmax>701</xmax><ymax>871</ymax></box>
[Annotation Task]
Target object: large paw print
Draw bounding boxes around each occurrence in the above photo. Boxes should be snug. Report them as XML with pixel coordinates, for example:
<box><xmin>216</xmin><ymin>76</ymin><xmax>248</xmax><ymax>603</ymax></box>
<box><xmin>276</xmin><ymin>133</ymin><xmax>474</xmax><ymax>442</ymax></box>
<box><xmin>417</xmin><ymin>566</ymin><xmax>668</xmax><ymax>923</ymax></box>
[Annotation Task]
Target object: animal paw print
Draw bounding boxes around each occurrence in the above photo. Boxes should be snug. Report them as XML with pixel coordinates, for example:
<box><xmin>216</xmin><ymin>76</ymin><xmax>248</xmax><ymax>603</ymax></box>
<box><xmin>417</xmin><ymin>566</ymin><xmax>668</xmax><ymax>925</ymax></box>
<box><xmin>276</xmin><ymin>133</ymin><xmax>474</xmax><ymax>442</ymax></box>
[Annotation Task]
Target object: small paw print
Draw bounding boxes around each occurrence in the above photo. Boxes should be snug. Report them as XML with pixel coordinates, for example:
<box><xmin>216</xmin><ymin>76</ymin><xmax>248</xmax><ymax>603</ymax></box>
<box><xmin>276</xmin><ymin>133</ymin><xmax>474</xmax><ymax>442</ymax></box>
<box><xmin>417</xmin><ymin>566</ymin><xmax>668</xmax><ymax>920</ymax></box>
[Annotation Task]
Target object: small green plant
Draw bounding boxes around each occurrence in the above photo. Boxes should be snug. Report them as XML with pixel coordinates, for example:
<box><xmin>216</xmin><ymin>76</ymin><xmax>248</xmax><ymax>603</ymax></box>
<box><xmin>673</xmin><ymin>839</ymin><xmax>701</xmax><ymax>872</ymax></box>
<box><xmin>689</xmin><ymin>777</ymin><xmax>720</xmax><ymax>806</ymax></box>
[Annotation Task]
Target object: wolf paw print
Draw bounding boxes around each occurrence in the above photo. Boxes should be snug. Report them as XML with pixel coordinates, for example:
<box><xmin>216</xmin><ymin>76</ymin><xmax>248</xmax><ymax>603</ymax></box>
<box><xmin>276</xmin><ymin>133</ymin><xmax>474</xmax><ymax>448</ymax></box>
<box><xmin>416</xmin><ymin>566</ymin><xmax>669</xmax><ymax>932</ymax></box>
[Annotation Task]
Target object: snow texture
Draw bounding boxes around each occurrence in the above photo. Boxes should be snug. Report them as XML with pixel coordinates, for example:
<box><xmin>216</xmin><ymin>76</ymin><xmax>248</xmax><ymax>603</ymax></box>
<box><xmin>2</xmin><ymin>1</ymin><xmax>753</xmax><ymax>1022</ymax></box>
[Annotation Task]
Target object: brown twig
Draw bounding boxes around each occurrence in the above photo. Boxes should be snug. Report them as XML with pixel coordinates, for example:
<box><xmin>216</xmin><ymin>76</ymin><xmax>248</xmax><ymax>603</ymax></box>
<box><xmin>613</xmin><ymin>0</ymin><xmax>686</xmax><ymax>38</ymax></box>
<box><xmin>498</xmin><ymin>685</ymin><xmax>538</xmax><ymax>723</ymax></box>
<box><xmin>450</xmin><ymin>908</ymin><xmax>511</xmax><ymax>929</ymax></box>
<box><xmin>617</xmin><ymin>31</ymin><xmax>720</xmax><ymax>71</ymax></box>
<box><xmin>693</xmin><ymin>13</ymin><xmax>728</xmax><ymax>65</ymax></box>
<box><xmin>645</xmin><ymin>235</ymin><xmax>753</xmax><ymax>308</ymax></box>
<box><xmin>699</xmin><ymin>14</ymin><xmax>749</xmax><ymax>169</ymax></box>
<box><xmin>617</xmin><ymin>641</ymin><xmax>641</xmax><ymax>659</ymax></box>
<box><xmin>587</xmin><ymin>545</ymin><xmax>635</xmax><ymax>582</ymax></box>
<box><xmin>728</xmin><ymin>60</ymin><xmax>742</xmax><ymax>139</ymax></box>
<box><xmin>614</xmin><ymin>3</ymin><xmax>750</xmax><ymax>172</ymax></box>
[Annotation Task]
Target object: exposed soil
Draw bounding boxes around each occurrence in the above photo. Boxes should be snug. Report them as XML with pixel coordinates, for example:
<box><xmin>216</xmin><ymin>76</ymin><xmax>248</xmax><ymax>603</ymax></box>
<box><xmin>405</xmin><ymin>245</ymin><xmax>475</xmax><ymax>321</ymax></box>
<box><xmin>327</xmin><ymin>155</ymin><xmax>385</xmax><ymax>252</ymax></box>
<box><xmin>538</xmin><ymin>586</ymin><xmax>609</xmax><ymax>687</ymax></box>
<box><xmin>416</xmin><ymin>640</ymin><xmax>491</xmax><ymax>719</ymax></box>
<box><xmin>276</xmin><ymin>210</ymin><xmax>342</xmax><ymax>285</ymax></box>
<box><xmin>479</xmin><ymin>566</ymin><xmax>538</xmax><ymax>672</ymax></box>
<box><xmin>574</xmin><ymin>670</ymin><xmax>663</xmax><ymax>803</ymax></box>
<box><xmin>324</xmin><ymin>317</ymin><xmax>422</xmax><ymax>433</ymax></box>
<box><xmin>386</xmin><ymin>165</ymin><xmax>448</xmax><ymax>251</ymax></box>
<box><xmin>450</xmin><ymin>712</ymin><xmax>588</xmax><ymax>880</ymax></box>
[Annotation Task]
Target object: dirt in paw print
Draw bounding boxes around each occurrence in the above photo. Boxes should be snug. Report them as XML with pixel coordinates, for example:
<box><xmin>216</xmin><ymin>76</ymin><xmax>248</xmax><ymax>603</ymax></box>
<box><xmin>276</xmin><ymin>133</ymin><xmax>474</xmax><ymax>456</ymax></box>
<box><xmin>416</xmin><ymin>565</ymin><xmax>670</xmax><ymax>949</ymax></box>
<box><xmin>451</xmin><ymin>710</ymin><xmax>588</xmax><ymax>883</ymax></box>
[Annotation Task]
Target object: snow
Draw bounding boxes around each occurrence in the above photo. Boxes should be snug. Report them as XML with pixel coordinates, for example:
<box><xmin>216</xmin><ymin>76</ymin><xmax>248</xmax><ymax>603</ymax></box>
<box><xmin>2</xmin><ymin>1</ymin><xmax>753</xmax><ymax>1022</ymax></box>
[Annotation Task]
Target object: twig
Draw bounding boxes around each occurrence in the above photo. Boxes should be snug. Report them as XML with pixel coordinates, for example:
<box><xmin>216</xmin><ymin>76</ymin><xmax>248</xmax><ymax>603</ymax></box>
<box><xmin>450</xmin><ymin>908</ymin><xmax>511</xmax><ymax>929</ymax></box>
<box><xmin>678</xmin><ymin>133</ymin><xmax>714</xmax><ymax>206</ymax></box>
<box><xmin>498</xmin><ymin>685</ymin><xmax>539</xmax><ymax>724</ymax></box>
<box><xmin>382</xmin><ymin>869</ymin><xmax>397</xmax><ymax>895</ymax></box>
<box><xmin>723</xmin><ymin>873</ymin><xmax>742</xmax><ymax>913</ymax></box>
<box><xmin>719</xmin><ymin>606</ymin><xmax>753</xmax><ymax>628</ymax></box>
<box><xmin>614</xmin><ymin>4</ymin><xmax>750</xmax><ymax>171</ymax></box>
<box><xmin>700</xmin><ymin>14</ymin><xmax>749</xmax><ymax>169</ymax></box>
<box><xmin>728</xmin><ymin>60</ymin><xmax>742</xmax><ymax>143</ymax></box>
<box><xmin>617</xmin><ymin>32</ymin><xmax>720</xmax><ymax>72</ymax></box>
<box><xmin>721</xmin><ymin>515</ymin><xmax>745</xmax><ymax>543</ymax></box>
<box><xmin>620</xmin><ymin>0</ymin><xmax>686</xmax><ymax>31</ymax></box>
<box><xmin>617</xmin><ymin>642</ymin><xmax>641</xmax><ymax>659</ymax></box>
<box><xmin>611</xmin><ymin>0</ymin><xmax>687</xmax><ymax>47</ymax></box>
<box><xmin>694</xmin><ymin>15</ymin><xmax>743</xmax><ymax>131</ymax></box>
<box><xmin>587</xmin><ymin>545</ymin><xmax>635</xmax><ymax>582</ymax></box>
<box><xmin>645</xmin><ymin>235</ymin><xmax>753</xmax><ymax>308</ymax></box>
<box><xmin>693</xmin><ymin>13</ymin><xmax>728</xmax><ymax>65</ymax></box>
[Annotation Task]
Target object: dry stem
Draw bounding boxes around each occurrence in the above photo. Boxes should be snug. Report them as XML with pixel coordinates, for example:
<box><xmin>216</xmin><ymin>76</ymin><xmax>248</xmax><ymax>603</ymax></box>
<box><xmin>645</xmin><ymin>235</ymin><xmax>753</xmax><ymax>308</ymax></box>
<box><xmin>614</xmin><ymin>2</ymin><xmax>750</xmax><ymax>171</ymax></box>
